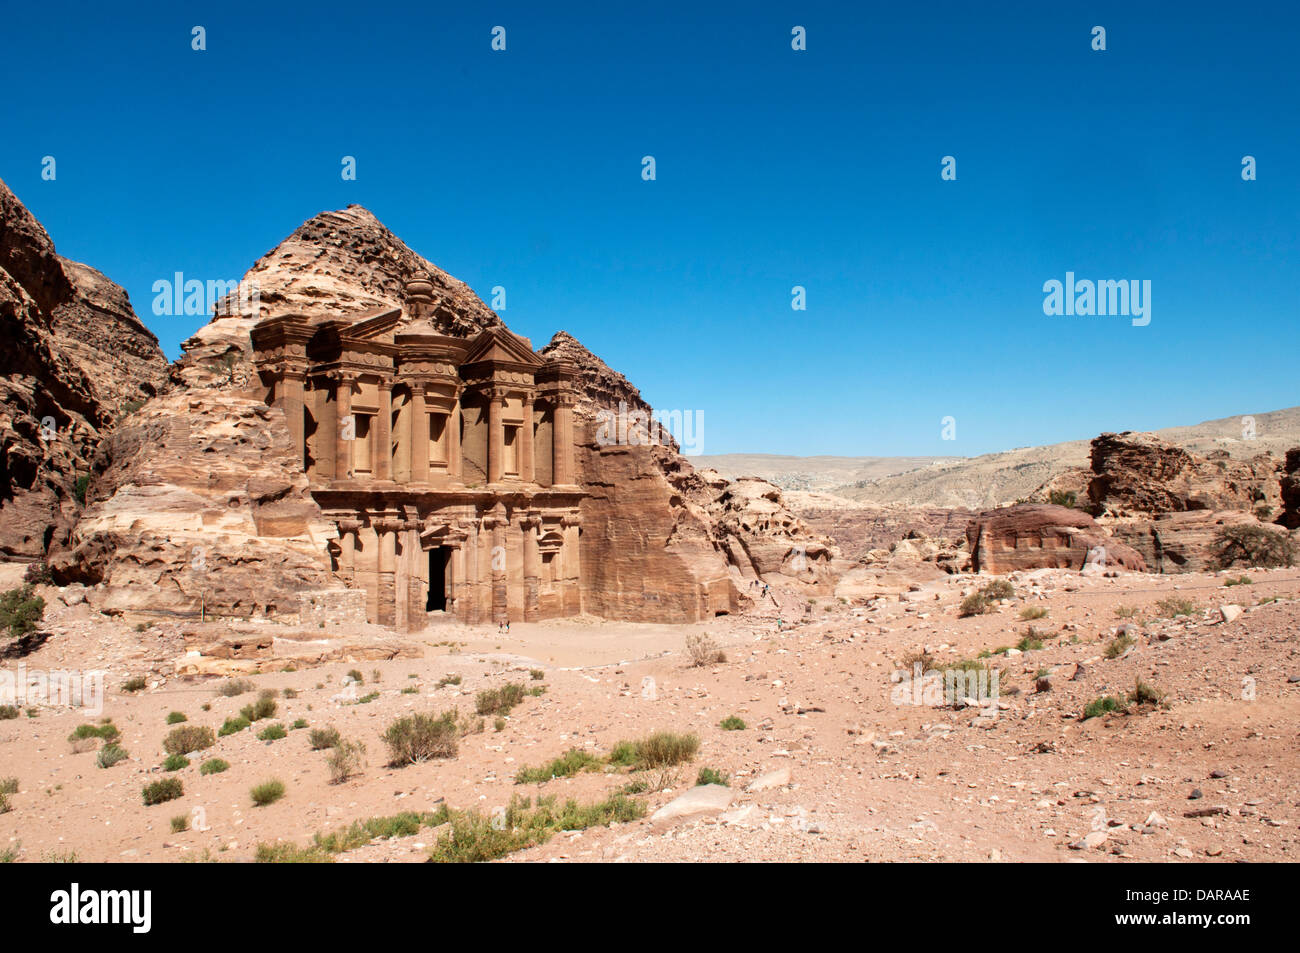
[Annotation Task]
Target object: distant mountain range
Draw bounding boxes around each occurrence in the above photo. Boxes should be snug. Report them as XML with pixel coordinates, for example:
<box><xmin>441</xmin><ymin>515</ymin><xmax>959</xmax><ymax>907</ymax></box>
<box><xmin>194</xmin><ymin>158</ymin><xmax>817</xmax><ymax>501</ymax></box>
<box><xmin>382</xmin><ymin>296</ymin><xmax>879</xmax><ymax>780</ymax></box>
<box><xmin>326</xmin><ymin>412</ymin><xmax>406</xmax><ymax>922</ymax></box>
<box><xmin>696</xmin><ymin>406</ymin><xmax>1300</xmax><ymax>509</ymax></box>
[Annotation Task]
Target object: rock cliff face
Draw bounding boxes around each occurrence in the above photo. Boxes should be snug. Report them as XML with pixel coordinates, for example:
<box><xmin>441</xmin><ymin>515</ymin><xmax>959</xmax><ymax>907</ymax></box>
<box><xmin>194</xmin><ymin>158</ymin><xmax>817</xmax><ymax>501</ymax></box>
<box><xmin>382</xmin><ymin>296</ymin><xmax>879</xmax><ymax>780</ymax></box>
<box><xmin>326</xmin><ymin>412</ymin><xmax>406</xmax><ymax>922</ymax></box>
<box><xmin>1035</xmin><ymin>431</ymin><xmax>1292</xmax><ymax>573</ymax></box>
<box><xmin>540</xmin><ymin>333</ymin><xmax>836</xmax><ymax>622</ymax></box>
<box><xmin>0</xmin><ymin>178</ymin><xmax>168</xmax><ymax>559</ymax></box>
<box><xmin>1085</xmin><ymin>431</ymin><xmax>1279</xmax><ymax>516</ymax></box>
<box><xmin>1278</xmin><ymin>449</ymin><xmax>1300</xmax><ymax>530</ymax></box>
<box><xmin>966</xmin><ymin>504</ymin><xmax>1147</xmax><ymax>574</ymax></box>
<box><xmin>49</xmin><ymin>387</ymin><xmax>339</xmax><ymax>618</ymax></box>
<box><xmin>52</xmin><ymin>203</ymin><xmax>834</xmax><ymax>623</ymax></box>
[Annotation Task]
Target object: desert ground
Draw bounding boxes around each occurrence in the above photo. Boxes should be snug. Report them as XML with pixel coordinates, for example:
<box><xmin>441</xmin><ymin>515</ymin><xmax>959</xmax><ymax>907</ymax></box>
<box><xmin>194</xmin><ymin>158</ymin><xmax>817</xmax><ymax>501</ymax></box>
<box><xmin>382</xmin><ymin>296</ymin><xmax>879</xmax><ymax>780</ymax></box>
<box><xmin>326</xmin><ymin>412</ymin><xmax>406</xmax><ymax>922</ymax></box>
<box><xmin>2</xmin><ymin>563</ymin><xmax>1295</xmax><ymax>863</ymax></box>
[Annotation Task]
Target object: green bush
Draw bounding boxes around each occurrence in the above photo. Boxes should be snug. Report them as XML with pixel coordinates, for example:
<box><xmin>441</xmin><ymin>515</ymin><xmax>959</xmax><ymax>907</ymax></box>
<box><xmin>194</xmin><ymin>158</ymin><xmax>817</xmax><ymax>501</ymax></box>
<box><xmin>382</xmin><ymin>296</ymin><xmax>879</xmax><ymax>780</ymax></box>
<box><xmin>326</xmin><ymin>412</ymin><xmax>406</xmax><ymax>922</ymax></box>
<box><xmin>97</xmin><ymin>744</ymin><xmax>129</xmax><ymax>768</ymax></box>
<box><xmin>1128</xmin><ymin>678</ymin><xmax>1167</xmax><ymax>707</ymax></box>
<box><xmin>121</xmin><ymin>676</ymin><xmax>147</xmax><ymax>693</ymax></box>
<box><xmin>162</xmin><ymin>754</ymin><xmax>189</xmax><ymax>771</ymax></box>
<box><xmin>428</xmin><ymin>794</ymin><xmax>645</xmax><ymax>864</ymax></box>
<box><xmin>326</xmin><ymin>738</ymin><xmax>366</xmax><ymax>784</ymax></box>
<box><xmin>696</xmin><ymin>767</ymin><xmax>730</xmax><ymax>787</ymax></box>
<box><xmin>0</xmin><ymin>706</ymin><xmax>19</xmax><ymax>720</ymax></box>
<box><xmin>1081</xmin><ymin>696</ymin><xmax>1126</xmax><ymax>721</ymax></box>
<box><xmin>255</xmin><ymin>842</ymin><xmax>334</xmax><ymax>863</ymax></box>
<box><xmin>515</xmin><ymin>748</ymin><xmax>603</xmax><ymax>784</ymax></box>
<box><xmin>309</xmin><ymin>726</ymin><xmax>341</xmax><ymax>750</ymax></box>
<box><xmin>218</xmin><ymin>716</ymin><xmax>250</xmax><ymax>737</ymax></box>
<box><xmin>250</xmin><ymin>779</ymin><xmax>286</xmax><ymax>806</ymax></box>
<box><xmin>170</xmin><ymin>814</ymin><xmax>190</xmax><ymax>833</ymax></box>
<box><xmin>0</xmin><ymin>585</ymin><xmax>44</xmax><ymax>639</ymax></box>
<box><xmin>163</xmin><ymin>725</ymin><xmax>215</xmax><ymax>756</ymax></box>
<box><xmin>613</xmin><ymin>731</ymin><xmax>699</xmax><ymax>770</ymax></box>
<box><xmin>257</xmin><ymin>723</ymin><xmax>287</xmax><ymax>742</ymax></box>
<box><xmin>475</xmin><ymin>683</ymin><xmax>527</xmax><ymax>716</ymax></box>
<box><xmin>719</xmin><ymin>716</ymin><xmax>746</xmax><ymax>731</ymax></box>
<box><xmin>1104</xmin><ymin>632</ymin><xmax>1136</xmax><ymax>659</ymax></box>
<box><xmin>382</xmin><ymin>711</ymin><xmax>461</xmax><ymax>765</ymax></box>
<box><xmin>217</xmin><ymin>678</ymin><xmax>255</xmax><ymax>697</ymax></box>
<box><xmin>1212</xmin><ymin>524</ymin><xmax>1297</xmax><ymax>569</ymax></box>
<box><xmin>240</xmin><ymin>690</ymin><xmax>277</xmax><ymax>722</ymax></box>
<box><xmin>165</xmin><ymin>712</ymin><xmax>188</xmax><ymax>725</ymax></box>
<box><xmin>199</xmin><ymin>758</ymin><xmax>229</xmax><ymax>775</ymax></box>
<box><xmin>142</xmin><ymin>778</ymin><xmax>183</xmax><ymax>806</ymax></box>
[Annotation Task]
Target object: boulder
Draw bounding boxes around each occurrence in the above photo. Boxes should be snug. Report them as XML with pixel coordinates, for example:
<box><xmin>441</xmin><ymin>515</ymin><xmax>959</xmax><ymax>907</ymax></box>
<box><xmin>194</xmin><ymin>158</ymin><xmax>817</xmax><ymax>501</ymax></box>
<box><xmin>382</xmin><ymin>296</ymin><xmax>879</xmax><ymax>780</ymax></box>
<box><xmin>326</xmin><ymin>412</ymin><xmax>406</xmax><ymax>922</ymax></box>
<box><xmin>649</xmin><ymin>784</ymin><xmax>734</xmax><ymax>823</ymax></box>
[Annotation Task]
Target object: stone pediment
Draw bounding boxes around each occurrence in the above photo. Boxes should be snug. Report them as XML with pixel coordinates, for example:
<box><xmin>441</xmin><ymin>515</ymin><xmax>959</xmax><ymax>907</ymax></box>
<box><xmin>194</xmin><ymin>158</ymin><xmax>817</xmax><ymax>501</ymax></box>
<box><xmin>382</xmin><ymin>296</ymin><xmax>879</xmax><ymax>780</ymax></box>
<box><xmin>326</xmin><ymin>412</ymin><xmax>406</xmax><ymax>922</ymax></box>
<box><xmin>336</xmin><ymin>307</ymin><xmax>405</xmax><ymax>344</ymax></box>
<box><xmin>461</xmin><ymin>326</ymin><xmax>544</xmax><ymax>369</ymax></box>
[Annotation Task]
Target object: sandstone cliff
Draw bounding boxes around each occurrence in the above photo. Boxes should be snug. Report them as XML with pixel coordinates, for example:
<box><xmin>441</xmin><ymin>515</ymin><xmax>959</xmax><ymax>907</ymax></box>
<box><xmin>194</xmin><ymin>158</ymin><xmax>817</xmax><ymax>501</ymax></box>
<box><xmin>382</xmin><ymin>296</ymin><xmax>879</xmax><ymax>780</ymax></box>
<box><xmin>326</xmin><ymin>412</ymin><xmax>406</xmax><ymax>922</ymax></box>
<box><xmin>966</xmin><ymin>503</ymin><xmax>1147</xmax><ymax>574</ymax></box>
<box><xmin>54</xmin><ymin>204</ymin><xmax>834</xmax><ymax>623</ymax></box>
<box><xmin>540</xmin><ymin>332</ymin><xmax>836</xmax><ymax>621</ymax></box>
<box><xmin>0</xmin><ymin>178</ymin><xmax>168</xmax><ymax>559</ymax></box>
<box><xmin>1035</xmin><ymin>431</ymin><xmax>1293</xmax><ymax>573</ymax></box>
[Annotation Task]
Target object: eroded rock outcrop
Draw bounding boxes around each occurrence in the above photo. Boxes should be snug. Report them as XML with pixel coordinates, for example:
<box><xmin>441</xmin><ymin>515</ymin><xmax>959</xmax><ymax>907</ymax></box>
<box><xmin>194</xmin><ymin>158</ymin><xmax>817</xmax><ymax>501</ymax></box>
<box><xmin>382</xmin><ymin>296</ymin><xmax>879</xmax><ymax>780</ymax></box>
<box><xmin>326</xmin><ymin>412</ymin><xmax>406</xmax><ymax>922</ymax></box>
<box><xmin>49</xmin><ymin>388</ymin><xmax>340</xmax><ymax>618</ymax></box>
<box><xmin>1086</xmin><ymin>431</ymin><xmax>1279</xmax><ymax>516</ymax></box>
<box><xmin>1032</xmin><ymin>431</ymin><xmax>1295</xmax><ymax>573</ymax></box>
<box><xmin>0</xmin><ymin>178</ymin><xmax>168</xmax><ymax>559</ymax></box>
<box><xmin>966</xmin><ymin>504</ymin><xmax>1147</xmax><ymax>574</ymax></box>
<box><xmin>1280</xmin><ymin>449</ymin><xmax>1300</xmax><ymax>530</ymax></box>
<box><xmin>544</xmin><ymin>333</ymin><xmax>836</xmax><ymax>621</ymax></box>
<box><xmin>54</xmin><ymin>203</ymin><xmax>835</xmax><ymax>624</ymax></box>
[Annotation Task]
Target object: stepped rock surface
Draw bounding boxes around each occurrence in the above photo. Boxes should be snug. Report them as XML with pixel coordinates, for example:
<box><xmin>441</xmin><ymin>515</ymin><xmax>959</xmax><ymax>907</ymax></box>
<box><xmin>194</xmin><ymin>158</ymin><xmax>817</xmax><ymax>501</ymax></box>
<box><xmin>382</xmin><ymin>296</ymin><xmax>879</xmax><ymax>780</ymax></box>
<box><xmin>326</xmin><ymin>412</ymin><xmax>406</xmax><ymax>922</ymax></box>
<box><xmin>966</xmin><ymin>503</ymin><xmax>1147</xmax><ymax>574</ymax></box>
<box><xmin>0</xmin><ymin>178</ymin><xmax>168</xmax><ymax>559</ymax></box>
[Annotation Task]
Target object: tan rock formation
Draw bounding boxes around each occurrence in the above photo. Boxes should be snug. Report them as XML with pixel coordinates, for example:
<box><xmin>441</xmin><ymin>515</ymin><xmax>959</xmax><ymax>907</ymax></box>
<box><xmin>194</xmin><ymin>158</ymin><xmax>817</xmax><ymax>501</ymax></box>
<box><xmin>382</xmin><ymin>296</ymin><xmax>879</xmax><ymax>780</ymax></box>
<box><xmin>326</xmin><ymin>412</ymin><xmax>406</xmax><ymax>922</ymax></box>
<box><xmin>0</xmin><ymin>178</ymin><xmax>168</xmax><ymax>559</ymax></box>
<box><xmin>49</xmin><ymin>203</ymin><xmax>835</xmax><ymax>626</ymax></box>
<box><xmin>966</xmin><ymin>504</ymin><xmax>1147</xmax><ymax>574</ymax></box>
<box><xmin>543</xmin><ymin>332</ymin><xmax>835</xmax><ymax>622</ymax></box>
<box><xmin>1086</xmin><ymin>431</ymin><xmax>1279</xmax><ymax>516</ymax></box>
<box><xmin>1280</xmin><ymin>448</ymin><xmax>1300</xmax><ymax>530</ymax></box>
<box><xmin>49</xmin><ymin>388</ymin><xmax>340</xmax><ymax>618</ymax></box>
<box><xmin>1036</xmin><ymin>431</ymin><xmax>1290</xmax><ymax>573</ymax></box>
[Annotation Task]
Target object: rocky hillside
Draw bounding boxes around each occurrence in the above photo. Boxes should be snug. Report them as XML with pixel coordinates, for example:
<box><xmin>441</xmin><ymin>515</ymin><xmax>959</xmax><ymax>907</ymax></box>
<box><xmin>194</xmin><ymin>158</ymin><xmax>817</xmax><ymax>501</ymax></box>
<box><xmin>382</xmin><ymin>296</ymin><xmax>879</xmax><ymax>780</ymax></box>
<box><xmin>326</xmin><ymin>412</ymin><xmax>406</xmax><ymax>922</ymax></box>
<box><xmin>541</xmin><ymin>332</ymin><xmax>836</xmax><ymax>622</ymax></box>
<box><xmin>0</xmin><ymin>178</ymin><xmax>168</xmax><ymax>559</ymax></box>
<box><xmin>55</xmin><ymin>204</ymin><xmax>835</xmax><ymax>622</ymax></box>
<box><xmin>709</xmin><ymin>407</ymin><xmax>1300</xmax><ymax>509</ymax></box>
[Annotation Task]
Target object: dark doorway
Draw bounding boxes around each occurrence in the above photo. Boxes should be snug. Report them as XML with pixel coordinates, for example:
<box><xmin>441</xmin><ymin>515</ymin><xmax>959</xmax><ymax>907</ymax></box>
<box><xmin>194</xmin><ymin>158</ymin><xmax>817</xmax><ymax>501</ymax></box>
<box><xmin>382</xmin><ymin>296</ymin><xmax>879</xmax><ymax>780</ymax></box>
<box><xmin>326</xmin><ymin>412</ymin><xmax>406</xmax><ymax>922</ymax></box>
<box><xmin>427</xmin><ymin>547</ymin><xmax>449</xmax><ymax>612</ymax></box>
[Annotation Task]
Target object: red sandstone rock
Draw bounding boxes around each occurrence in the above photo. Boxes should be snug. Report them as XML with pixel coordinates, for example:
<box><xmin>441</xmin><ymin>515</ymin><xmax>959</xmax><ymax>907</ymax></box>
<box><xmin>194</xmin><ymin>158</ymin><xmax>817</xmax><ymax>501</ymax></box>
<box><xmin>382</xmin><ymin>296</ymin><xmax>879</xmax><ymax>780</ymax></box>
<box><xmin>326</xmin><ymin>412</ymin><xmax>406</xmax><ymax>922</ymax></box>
<box><xmin>0</xmin><ymin>178</ymin><xmax>168</xmax><ymax>558</ymax></box>
<box><xmin>1087</xmin><ymin>431</ymin><xmax>1279</xmax><ymax>516</ymax></box>
<box><xmin>966</xmin><ymin>504</ymin><xmax>1147</xmax><ymax>574</ymax></box>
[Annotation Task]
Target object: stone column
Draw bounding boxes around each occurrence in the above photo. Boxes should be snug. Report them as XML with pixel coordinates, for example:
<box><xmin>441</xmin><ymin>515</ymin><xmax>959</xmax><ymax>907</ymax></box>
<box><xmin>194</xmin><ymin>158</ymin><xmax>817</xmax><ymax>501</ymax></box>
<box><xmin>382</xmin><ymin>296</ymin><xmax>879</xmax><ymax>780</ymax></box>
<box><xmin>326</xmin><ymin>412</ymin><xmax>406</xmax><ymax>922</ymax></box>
<box><xmin>411</xmin><ymin>383</ymin><xmax>429</xmax><ymax>485</ymax></box>
<box><xmin>552</xmin><ymin>394</ymin><xmax>574</xmax><ymax>486</ymax></box>
<box><xmin>487</xmin><ymin>388</ymin><xmax>505</xmax><ymax>484</ymax></box>
<box><xmin>404</xmin><ymin>523</ymin><xmax>424</xmax><ymax>631</ymax></box>
<box><xmin>375</xmin><ymin>376</ymin><xmax>392</xmax><ymax>480</ymax></box>
<box><xmin>338</xmin><ymin>519</ymin><xmax>360</xmax><ymax>585</ymax></box>
<box><xmin>561</xmin><ymin>515</ymin><xmax>582</xmax><ymax>615</ymax></box>
<box><xmin>333</xmin><ymin>373</ymin><xmax>354</xmax><ymax>481</ymax></box>
<box><xmin>448</xmin><ymin>397</ymin><xmax>463</xmax><ymax>482</ymax></box>
<box><xmin>377</xmin><ymin>518</ymin><xmax>398</xmax><ymax>627</ymax></box>
<box><xmin>282</xmin><ymin>370</ymin><xmax>307</xmax><ymax>470</ymax></box>
<box><xmin>489</xmin><ymin>515</ymin><xmax>508</xmax><ymax>623</ymax></box>
<box><xmin>522</xmin><ymin>516</ymin><xmax>540</xmax><ymax>621</ymax></box>
<box><xmin>520</xmin><ymin>391</ymin><xmax>535</xmax><ymax>484</ymax></box>
<box><xmin>460</xmin><ymin>518</ymin><xmax>478</xmax><ymax>624</ymax></box>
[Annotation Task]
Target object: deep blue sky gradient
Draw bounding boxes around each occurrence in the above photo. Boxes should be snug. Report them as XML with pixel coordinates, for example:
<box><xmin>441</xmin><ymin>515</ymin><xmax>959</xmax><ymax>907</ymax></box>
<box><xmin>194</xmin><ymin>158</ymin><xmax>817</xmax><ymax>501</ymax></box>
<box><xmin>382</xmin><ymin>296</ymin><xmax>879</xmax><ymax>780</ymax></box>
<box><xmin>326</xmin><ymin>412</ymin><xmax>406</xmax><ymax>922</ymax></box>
<box><xmin>2</xmin><ymin>1</ymin><xmax>1296</xmax><ymax>456</ymax></box>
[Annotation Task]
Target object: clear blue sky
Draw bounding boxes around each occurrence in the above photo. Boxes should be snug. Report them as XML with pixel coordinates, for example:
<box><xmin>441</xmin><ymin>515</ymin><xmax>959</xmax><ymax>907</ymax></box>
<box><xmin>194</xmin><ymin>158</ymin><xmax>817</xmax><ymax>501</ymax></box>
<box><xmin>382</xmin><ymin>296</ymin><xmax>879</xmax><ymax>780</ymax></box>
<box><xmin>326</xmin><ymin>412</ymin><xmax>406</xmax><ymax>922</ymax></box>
<box><xmin>2</xmin><ymin>1</ymin><xmax>1296</xmax><ymax>457</ymax></box>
